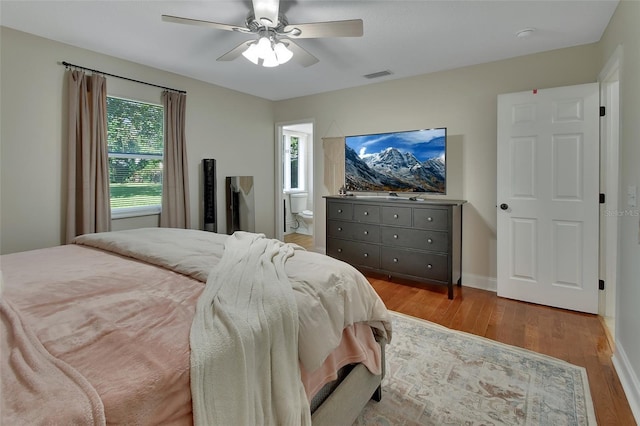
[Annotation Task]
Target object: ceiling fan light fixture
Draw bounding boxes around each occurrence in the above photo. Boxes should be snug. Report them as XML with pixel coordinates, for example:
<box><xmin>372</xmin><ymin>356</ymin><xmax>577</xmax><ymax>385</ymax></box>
<box><xmin>241</xmin><ymin>42</ymin><xmax>260</xmax><ymax>64</ymax></box>
<box><xmin>262</xmin><ymin>51</ymin><xmax>280</xmax><ymax>67</ymax></box>
<box><xmin>274</xmin><ymin>42</ymin><xmax>293</xmax><ymax>64</ymax></box>
<box><xmin>242</xmin><ymin>33</ymin><xmax>293</xmax><ymax>67</ymax></box>
<box><xmin>255</xmin><ymin>36</ymin><xmax>272</xmax><ymax>58</ymax></box>
<box><xmin>163</xmin><ymin>2</ymin><xmax>364</xmax><ymax>68</ymax></box>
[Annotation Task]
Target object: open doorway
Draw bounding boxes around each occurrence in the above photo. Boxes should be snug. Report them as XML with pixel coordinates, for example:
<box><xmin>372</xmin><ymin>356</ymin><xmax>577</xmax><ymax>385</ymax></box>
<box><xmin>275</xmin><ymin>121</ymin><xmax>314</xmax><ymax>250</ymax></box>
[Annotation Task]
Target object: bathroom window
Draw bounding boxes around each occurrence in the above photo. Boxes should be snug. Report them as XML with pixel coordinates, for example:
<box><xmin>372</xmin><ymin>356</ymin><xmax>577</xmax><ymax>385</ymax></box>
<box><xmin>283</xmin><ymin>130</ymin><xmax>306</xmax><ymax>191</ymax></box>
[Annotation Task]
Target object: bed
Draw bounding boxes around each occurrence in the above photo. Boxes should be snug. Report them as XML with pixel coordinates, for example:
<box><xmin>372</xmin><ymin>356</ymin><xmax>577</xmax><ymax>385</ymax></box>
<box><xmin>0</xmin><ymin>228</ymin><xmax>391</xmax><ymax>425</ymax></box>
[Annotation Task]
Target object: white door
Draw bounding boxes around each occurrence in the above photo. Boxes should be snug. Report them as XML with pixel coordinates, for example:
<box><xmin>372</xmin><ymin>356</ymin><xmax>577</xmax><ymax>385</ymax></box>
<box><xmin>497</xmin><ymin>83</ymin><xmax>599</xmax><ymax>313</ymax></box>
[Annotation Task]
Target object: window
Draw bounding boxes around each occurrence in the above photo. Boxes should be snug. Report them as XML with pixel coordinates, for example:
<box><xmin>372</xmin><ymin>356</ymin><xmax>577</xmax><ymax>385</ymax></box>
<box><xmin>107</xmin><ymin>96</ymin><xmax>164</xmax><ymax>218</ymax></box>
<box><xmin>283</xmin><ymin>130</ymin><xmax>306</xmax><ymax>192</ymax></box>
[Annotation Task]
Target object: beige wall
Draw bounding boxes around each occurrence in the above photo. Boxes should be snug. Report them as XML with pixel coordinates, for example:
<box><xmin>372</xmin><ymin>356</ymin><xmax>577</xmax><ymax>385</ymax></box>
<box><xmin>2</xmin><ymin>9</ymin><xmax>639</xmax><ymax>419</ymax></box>
<box><xmin>274</xmin><ymin>44</ymin><xmax>601</xmax><ymax>289</ymax></box>
<box><xmin>0</xmin><ymin>27</ymin><xmax>275</xmax><ymax>254</ymax></box>
<box><xmin>599</xmin><ymin>0</ymin><xmax>640</xmax><ymax>418</ymax></box>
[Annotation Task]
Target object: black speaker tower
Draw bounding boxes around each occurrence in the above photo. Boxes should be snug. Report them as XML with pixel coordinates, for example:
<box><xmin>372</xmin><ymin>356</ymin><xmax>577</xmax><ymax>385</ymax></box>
<box><xmin>202</xmin><ymin>159</ymin><xmax>217</xmax><ymax>232</ymax></box>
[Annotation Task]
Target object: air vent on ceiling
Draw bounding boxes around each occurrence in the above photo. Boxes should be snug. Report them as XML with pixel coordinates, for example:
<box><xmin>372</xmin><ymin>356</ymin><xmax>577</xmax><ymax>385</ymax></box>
<box><xmin>363</xmin><ymin>70</ymin><xmax>393</xmax><ymax>79</ymax></box>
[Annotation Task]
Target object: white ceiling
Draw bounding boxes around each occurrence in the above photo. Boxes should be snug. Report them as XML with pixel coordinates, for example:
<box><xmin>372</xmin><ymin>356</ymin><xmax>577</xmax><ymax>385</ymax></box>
<box><xmin>1</xmin><ymin>1</ymin><xmax>619</xmax><ymax>101</ymax></box>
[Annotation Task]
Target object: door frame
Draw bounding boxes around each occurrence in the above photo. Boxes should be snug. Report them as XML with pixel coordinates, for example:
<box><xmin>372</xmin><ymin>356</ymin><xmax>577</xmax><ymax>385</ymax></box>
<box><xmin>598</xmin><ymin>44</ymin><xmax>622</xmax><ymax>339</ymax></box>
<box><xmin>274</xmin><ymin>119</ymin><xmax>315</xmax><ymax>242</ymax></box>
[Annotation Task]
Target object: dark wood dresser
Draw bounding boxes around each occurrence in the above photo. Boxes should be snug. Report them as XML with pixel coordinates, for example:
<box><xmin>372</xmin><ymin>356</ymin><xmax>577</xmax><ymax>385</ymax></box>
<box><xmin>325</xmin><ymin>195</ymin><xmax>466</xmax><ymax>299</ymax></box>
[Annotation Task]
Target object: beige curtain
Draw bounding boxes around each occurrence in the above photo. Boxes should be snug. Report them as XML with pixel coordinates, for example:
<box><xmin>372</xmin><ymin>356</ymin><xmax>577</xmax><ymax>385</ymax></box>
<box><xmin>65</xmin><ymin>70</ymin><xmax>111</xmax><ymax>243</ymax></box>
<box><xmin>160</xmin><ymin>91</ymin><xmax>191</xmax><ymax>228</ymax></box>
<box><xmin>322</xmin><ymin>137</ymin><xmax>345</xmax><ymax>194</ymax></box>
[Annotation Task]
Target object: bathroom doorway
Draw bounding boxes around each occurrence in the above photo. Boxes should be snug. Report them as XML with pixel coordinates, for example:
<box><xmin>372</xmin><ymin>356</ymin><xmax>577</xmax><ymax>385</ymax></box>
<box><xmin>275</xmin><ymin>120</ymin><xmax>314</xmax><ymax>250</ymax></box>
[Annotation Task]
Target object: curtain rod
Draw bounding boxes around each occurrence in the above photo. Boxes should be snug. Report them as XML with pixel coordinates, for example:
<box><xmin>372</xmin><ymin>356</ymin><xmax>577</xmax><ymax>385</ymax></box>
<box><xmin>61</xmin><ymin>61</ymin><xmax>186</xmax><ymax>94</ymax></box>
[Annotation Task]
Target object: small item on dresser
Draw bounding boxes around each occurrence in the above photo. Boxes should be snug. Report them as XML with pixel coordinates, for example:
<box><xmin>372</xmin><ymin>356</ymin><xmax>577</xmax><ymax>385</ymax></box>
<box><xmin>338</xmin><ymin>186</ymin><xmax>347</xmax><ymax>195</ymax></box>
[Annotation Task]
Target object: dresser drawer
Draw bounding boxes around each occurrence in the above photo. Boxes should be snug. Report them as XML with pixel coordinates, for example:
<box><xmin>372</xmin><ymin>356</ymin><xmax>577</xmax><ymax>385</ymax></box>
<box><xmin>327</xmin><ymin>238</ymin><xmax>380</xmax><ymax>269</ymax></box>
<box><xmin>413</xmin><ymin>208</ymin><xmax>448</xmax><ymax>230</ymax></box>
<box><xmin>353</xmin><ymin>204</ymin><xmax>380</xmax><ymax>223</ymax></box>
<box><xmin>381</xmin><ymin>206</ymin><xmax>412</xmax><ymax>226</ymax></box>
<box><xmin>327</xmin><ymin>201</ymin><xmax>353</xmax><ymax>220</ymax></box>
<box><xmin>327</xmin><ymin>220</ymin><xmax>380</xmax><ymax>243</ymax></box>
<box><xmin>380</xmin><ymin>227</ymin><xmax>449</xmax><ymax>252</ymax></box>
<box><xmin>380</xmin><ymin>247</ymin><xmax>448</xmax><ymax>282</ymax></box>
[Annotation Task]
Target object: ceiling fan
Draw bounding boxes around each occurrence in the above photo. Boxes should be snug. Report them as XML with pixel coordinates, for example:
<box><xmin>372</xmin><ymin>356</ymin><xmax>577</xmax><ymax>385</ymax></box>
<box><xmin>162</xmin><ymin>0</ymin><xmax>363</xmax><ymax>68</ymax></box>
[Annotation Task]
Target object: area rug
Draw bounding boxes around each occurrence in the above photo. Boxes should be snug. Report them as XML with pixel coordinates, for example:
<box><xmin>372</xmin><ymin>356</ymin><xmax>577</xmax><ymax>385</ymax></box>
<box><xmin>354</xmin><ymin>311</ymin><xmax>597</xmax><ymax>425</ymax></box>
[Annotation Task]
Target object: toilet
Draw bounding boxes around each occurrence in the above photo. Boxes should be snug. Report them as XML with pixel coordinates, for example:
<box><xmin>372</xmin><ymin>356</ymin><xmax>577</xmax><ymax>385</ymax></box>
<box><xmin>289</xmin><ymin>192</ymin><xmax>313</xmax><ymax>234</ymax></box>
<box><xmin>299</xmin><ymin>209</ymin><xmax>313</xmax><ymax>225</ymax></box>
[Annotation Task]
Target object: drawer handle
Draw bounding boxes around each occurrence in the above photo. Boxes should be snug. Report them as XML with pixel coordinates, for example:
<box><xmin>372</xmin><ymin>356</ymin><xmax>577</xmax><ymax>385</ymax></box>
<box><xmin>337</xmin><ymin>227</ymin><xmax>342</xmax><ymax>231</ymax></box>
<box><xmin>338</xmin><ymin>209</ymin><xmax>343</xmax><ymax>213</ymax></box>
<box><xmin>427</xmin><ymin>238</ymin><xmax>433</xmax><ymax>244</ymax></box>
<box><xmin>427</xmin><ymin>217</ymin><xmax>433</xmax><ymax>222</ymax></box>
<box><xmin>393</xmin><ymin>234</ymin><xmax>398</xmax><ymax>239</ymax></box>
<box><xmin>393</xmin><ymin>214</ymin><xmax>398</xmax><ymax>219</ymax></box>
<box><xmin>393</xmin><ymin>258</ymin><xmax>398</xmax><ymax>263</ymax></box>
<box><xmin>337</xmin><ymin>248</ymin><xmax>342</xmax><ymax>253</ymax></box>
<box><xmin>363</xmin><ymin>253</ymin><xmax>368</xmax><ymax>258</ymax></box>
<box><xmin>427</xmin><ymin>264</ymin><xmax>433</xmax><ymax>269</ymax></box>
<box><xmin>363</xmin><ymin>230</ymin><xmax>368</xmax><ymax>235</ymax></box>
<box><xmin>364</xmin><ymin>211</ymin><xmax>369</xmax><ymax>216</ymax></box>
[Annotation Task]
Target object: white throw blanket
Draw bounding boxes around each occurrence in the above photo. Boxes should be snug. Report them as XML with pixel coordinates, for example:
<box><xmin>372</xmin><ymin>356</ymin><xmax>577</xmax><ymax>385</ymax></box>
<box><xmin>189</xmin><ymin>232</ymin><xmax>311</xmax><ymax>426</ymax></box>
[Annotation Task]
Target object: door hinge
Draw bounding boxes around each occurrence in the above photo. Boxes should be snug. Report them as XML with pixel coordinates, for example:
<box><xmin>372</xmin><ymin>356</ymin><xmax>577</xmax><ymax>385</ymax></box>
<box><xmin>599</xmin><ymin>280</ymin><xmax>605</xmax><ymax>290</ymax></box>
<box><xmin>600</xmin><ymin>193</ymin><xmax>606</xmax><ymax>204</ymax></box>
<box><xmin>600</xmin><ymin>106</ymin><xmax>606</xmax><ymax>117</ymax></box>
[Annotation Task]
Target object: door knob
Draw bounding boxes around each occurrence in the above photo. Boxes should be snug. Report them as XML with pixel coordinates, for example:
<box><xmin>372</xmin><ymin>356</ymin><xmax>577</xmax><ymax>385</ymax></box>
<box><xmin>500</xmin><ymin>203</ymin><xmax>509</xmax><ymax>210</ymax></box>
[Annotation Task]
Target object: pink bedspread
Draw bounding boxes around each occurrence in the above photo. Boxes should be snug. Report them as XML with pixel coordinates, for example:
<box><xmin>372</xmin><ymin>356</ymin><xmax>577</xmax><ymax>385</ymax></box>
<box><xmin>2</xmin><ymin>245</ymin><xmax>201</xmax><ymax>424</ymax></box>
<box><xmin>1</xmin><ymin>240</ymin><xmax>383</xmax><ymax>424</ymax></box>
<box><xmin>1</xmin><ymin>298</ymin><xmax>106</xmax><ymax>425</ymax></box>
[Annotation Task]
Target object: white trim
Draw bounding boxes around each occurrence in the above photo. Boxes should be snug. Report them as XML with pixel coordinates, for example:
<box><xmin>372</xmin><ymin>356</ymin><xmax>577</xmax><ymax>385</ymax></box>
<box><xmin>107</xmin><ymin>94</ymin><xmax>162</xmax><ymax>108</ymax></box>
<box><xmin>111</xmin><ymin>205</ymin><xmax>161</xmax><ymax>219</ymax></box>
<box><xmin>599</xmin><ymin>44</ymin><xmax>623</xmax><ymax>82</ymax></box>
<box><xmin>598</xmin><ymin>44</ymin><xmax>622</xmax><ymax>337</ymax></box>
<box><xmin>275</xmin><ymin>124</ymin><xmax>285</xmax><ymax>240</ymax></box>
<box><xmin>274</xmin><ymin>119</ymin><xmax>315</xmax><ymax>242</ymax></box>
<box><xmin>461</xmin><ymin>273</ymin><xmax>497</xmax><ymax>292</ymax></box>
<box><xmin>108</xmin><ymin>152</ymin><xmax>162</xmax><ymax>160</ymax></box>
<box><xmin>612</xmin><ymin>342</ymin><xmax>640</xmax><ymax>423</ymax></box>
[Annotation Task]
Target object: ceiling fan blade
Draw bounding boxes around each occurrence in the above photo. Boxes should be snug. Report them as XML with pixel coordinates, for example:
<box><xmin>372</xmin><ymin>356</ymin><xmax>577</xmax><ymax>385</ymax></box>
<box><xmin>217</xmin><ymin>40</ymin><xmax>255</xmax><ymax>62</ymax></box>
<box><xmin>283</xmin><ymin>40</ymin><xmax>319</xmax><ymax>68</ymax></box>
<box><xmin>252</xmin><ymin>0</ymin><xmax>280</xmax><ymax>27</ymax></box>
<box><xmin>284</xmin><ymin>19</ymin><xmax>363</xmax><ymax>39</ymax></box>
<box><xmin>162</xmin><ymin>14</ymin><xmax>251</xmax><ymax>33</ymax></box>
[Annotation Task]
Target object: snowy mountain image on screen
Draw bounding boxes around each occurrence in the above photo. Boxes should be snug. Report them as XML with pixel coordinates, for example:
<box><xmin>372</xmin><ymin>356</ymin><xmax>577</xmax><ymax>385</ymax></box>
<box><xmin>345</xmin><ymin>142</ymin><xmax>445</xmax><ymax>193</ymax></box>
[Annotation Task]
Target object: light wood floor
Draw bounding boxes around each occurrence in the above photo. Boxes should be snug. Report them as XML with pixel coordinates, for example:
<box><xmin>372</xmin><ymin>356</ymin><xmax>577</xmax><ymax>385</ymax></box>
<box><xmin>283</xmin><ymin>233</ymin><xmax>314</xmax><ymax>250</ymax></box>
<box><xmin>366</xmin><ymin>274</ymin><xmax>637</xmax><ymax>426</ymax></box>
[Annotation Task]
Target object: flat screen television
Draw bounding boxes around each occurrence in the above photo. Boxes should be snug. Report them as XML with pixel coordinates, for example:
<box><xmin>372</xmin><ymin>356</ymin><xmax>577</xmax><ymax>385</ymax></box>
<box><xmin>345</xmin><ymin>127</ymin><xmax>447</xmax><ymax>194</ymax></box>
